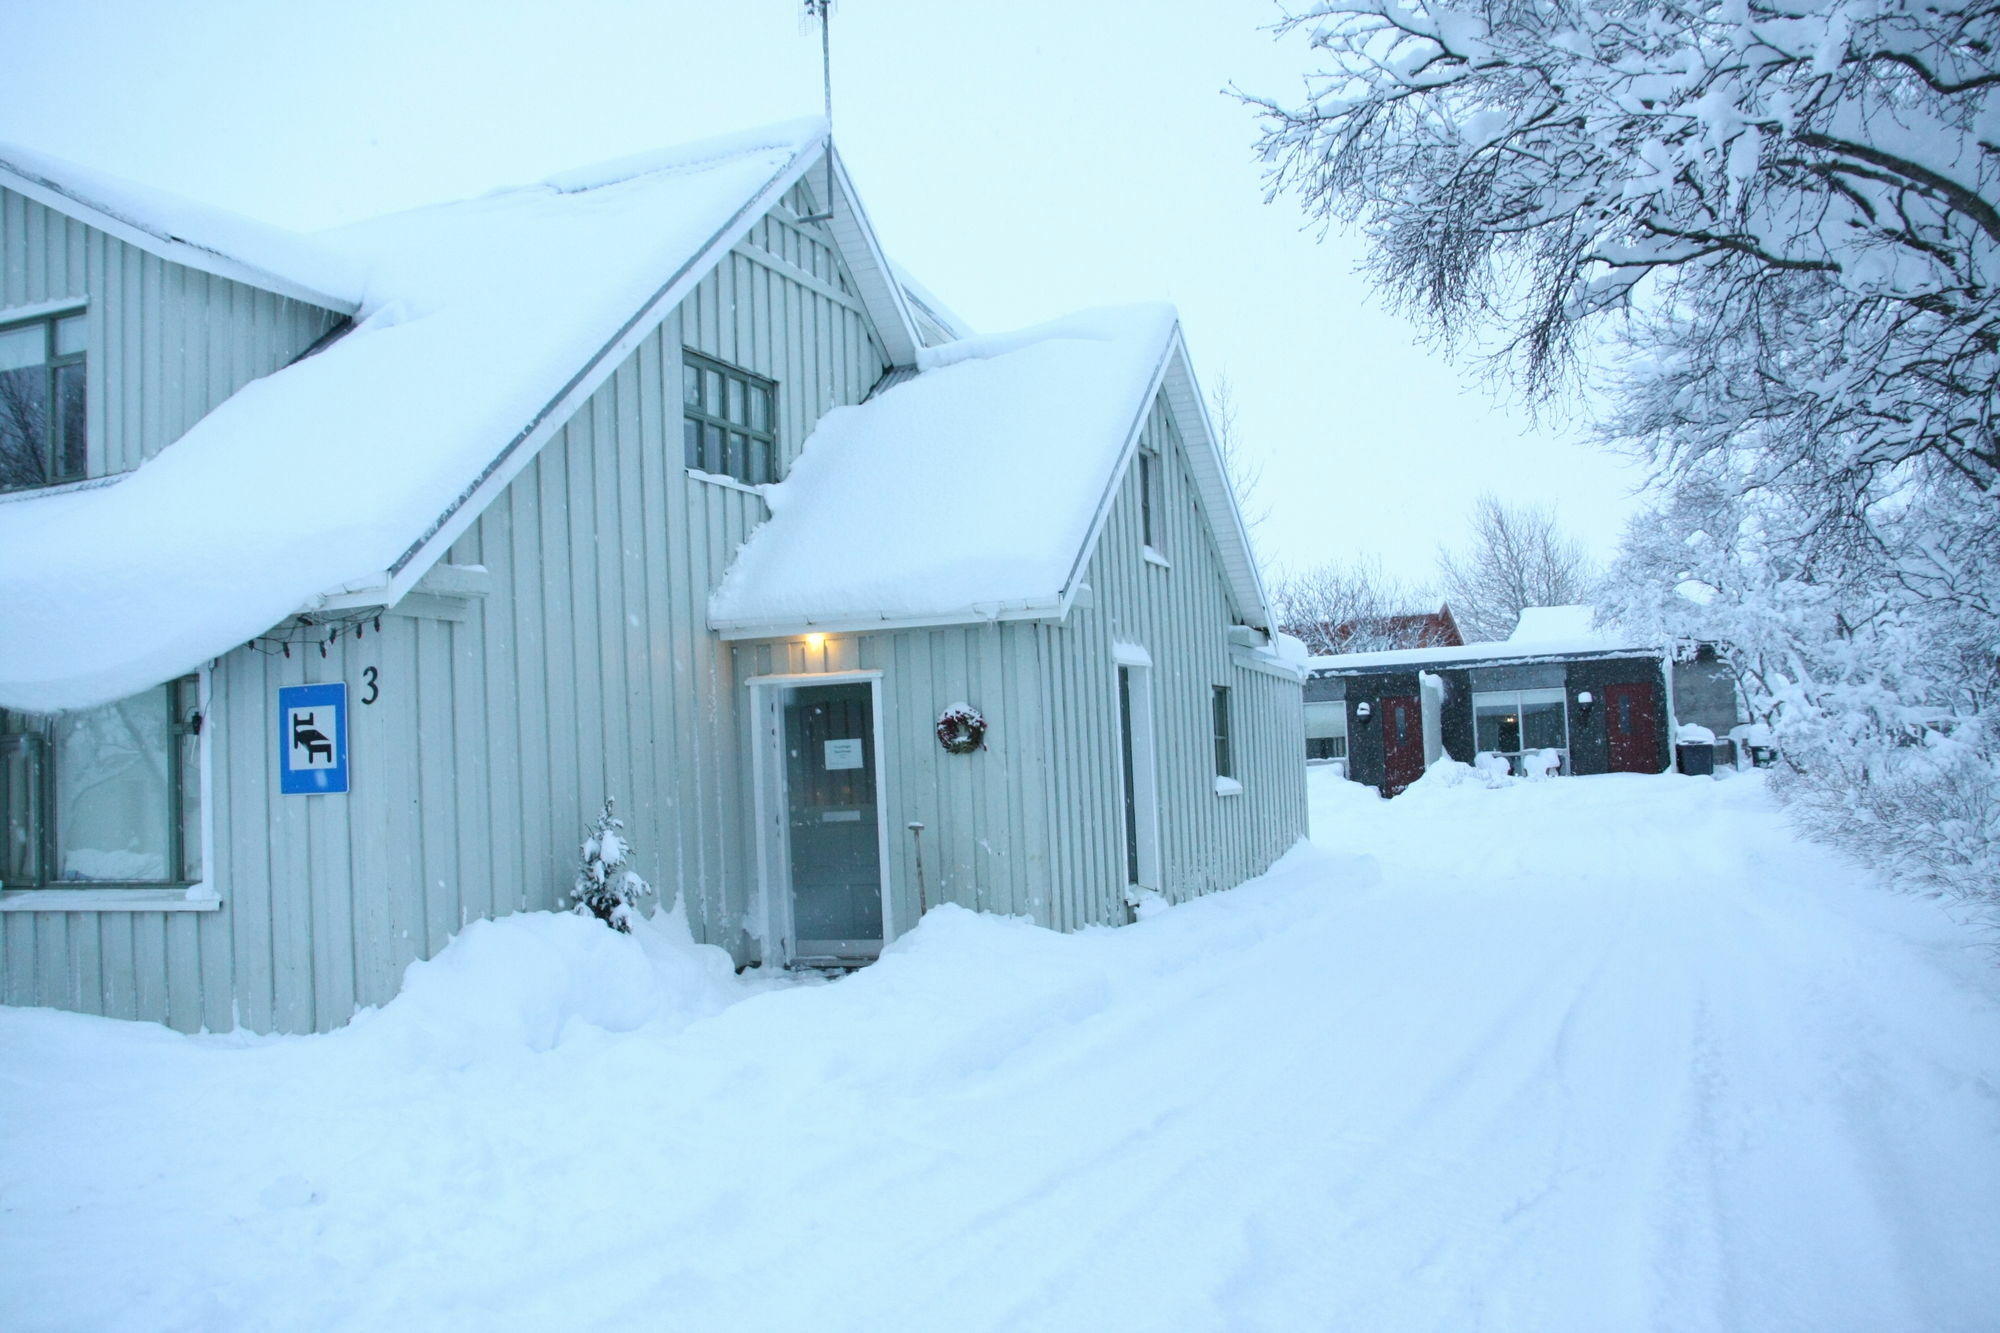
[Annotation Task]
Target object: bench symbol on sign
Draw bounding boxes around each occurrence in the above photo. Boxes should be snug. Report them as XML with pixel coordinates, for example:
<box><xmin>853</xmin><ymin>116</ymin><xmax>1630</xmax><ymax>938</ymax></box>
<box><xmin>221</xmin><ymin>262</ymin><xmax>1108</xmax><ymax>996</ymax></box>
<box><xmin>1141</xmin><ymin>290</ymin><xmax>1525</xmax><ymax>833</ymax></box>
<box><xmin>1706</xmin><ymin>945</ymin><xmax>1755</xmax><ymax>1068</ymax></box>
<box><xmin>291</xmin><ymin>710</ymin><xmax>335</xmax><ymax>768</ymax></box>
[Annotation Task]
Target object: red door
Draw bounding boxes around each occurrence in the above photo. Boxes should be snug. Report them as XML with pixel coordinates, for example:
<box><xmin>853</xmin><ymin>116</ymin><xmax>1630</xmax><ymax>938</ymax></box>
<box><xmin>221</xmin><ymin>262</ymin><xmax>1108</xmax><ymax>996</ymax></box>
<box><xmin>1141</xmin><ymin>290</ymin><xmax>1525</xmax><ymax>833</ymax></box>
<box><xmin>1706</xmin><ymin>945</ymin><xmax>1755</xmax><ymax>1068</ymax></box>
<box><xmin>1604</xmin><ymin>681</ymin><xmax>1661</xmax><ymax>773</ymax></box>
<box><xmin>1381</xmin><ymin>694</ymin><xmax>1425</xmax><ymax>795</ymax></box>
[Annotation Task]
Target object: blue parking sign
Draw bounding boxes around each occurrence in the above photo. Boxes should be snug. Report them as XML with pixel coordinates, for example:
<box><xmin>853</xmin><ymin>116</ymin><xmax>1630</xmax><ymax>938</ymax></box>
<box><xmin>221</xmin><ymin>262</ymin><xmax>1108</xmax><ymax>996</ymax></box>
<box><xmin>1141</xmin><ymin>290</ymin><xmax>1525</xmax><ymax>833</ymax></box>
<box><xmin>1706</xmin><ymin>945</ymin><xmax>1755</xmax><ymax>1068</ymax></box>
<box><xmin>279</xmin><ymin>683</ymin><xmax>348</xmax><ymax>794</ymax></box>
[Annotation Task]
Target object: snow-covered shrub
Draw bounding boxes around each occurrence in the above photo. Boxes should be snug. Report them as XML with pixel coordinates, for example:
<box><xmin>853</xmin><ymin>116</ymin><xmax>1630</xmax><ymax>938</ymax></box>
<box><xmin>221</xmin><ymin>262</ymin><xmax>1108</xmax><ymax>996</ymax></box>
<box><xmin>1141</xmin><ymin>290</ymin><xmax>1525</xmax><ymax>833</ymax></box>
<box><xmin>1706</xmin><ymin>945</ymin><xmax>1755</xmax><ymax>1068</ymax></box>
<box><xmin>1603</xmin><ymin>469</ymin><xmax>2000</xmax><ymax>930</ymax></box>
<box><xmin>570</xmin><ymin>798</ymin><xmax>655</xmax><ymax>933</ymax></box>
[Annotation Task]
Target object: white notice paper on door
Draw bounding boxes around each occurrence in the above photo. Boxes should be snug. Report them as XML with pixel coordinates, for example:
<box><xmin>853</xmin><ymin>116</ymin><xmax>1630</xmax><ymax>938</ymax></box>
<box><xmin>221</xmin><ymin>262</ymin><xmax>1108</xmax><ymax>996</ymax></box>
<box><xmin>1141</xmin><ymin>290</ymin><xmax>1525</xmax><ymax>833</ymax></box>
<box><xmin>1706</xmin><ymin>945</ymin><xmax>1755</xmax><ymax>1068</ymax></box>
<box><xmin>824</xmin><ymin>738</ymin><xmax>863</xmax><ymax>770</ymax></box>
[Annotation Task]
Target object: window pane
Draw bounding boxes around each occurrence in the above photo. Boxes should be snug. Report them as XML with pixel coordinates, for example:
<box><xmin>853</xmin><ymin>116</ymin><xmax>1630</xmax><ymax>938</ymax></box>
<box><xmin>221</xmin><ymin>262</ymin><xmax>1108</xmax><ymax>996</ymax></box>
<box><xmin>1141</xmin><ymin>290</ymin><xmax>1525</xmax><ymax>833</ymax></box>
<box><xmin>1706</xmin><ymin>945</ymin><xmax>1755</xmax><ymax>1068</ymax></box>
<box><xmin>751</xmin><ymin>437</ymin><xmax>774</xmax><ymax>485</ymax></box>
<box><xmin>2</xmin><ymin>733</ymin><xmax>43</xmax><ymax>885</ymax></box>
<box><xmin>0</xmin><ymin>362</ymin><xmax>49</xmax><ymax>490</ymax></box>
<box><xmin>176</xmin><ymin>679</ymin><xmax>202</xmax><ymax>883</ymax></box>
<box><xmin>54</xmin><ymin>686</ymin><xmax>171</xmax><ymax>882</ymax></box>
<box><xmin>1304</xmin><ymin>702</ymin><xmax>1347</xmax><ymax>740</ymax></box>
<box><xmin>682</xmin><ymin>362</ymin><xmax>701</xmax><ymax>407</ymax></box>
<box><xmin>1521</xmin><ymin>699</ymin><xmax>1567</xmax><ymax>752</ymax></box>
<box><xmin>53</xmin><ymin>361</ymin><xmax>85</xmax><ymax>481</ymax></box>
<box><xmin>54</xmin><ymin>314</ymin><xmax>86</xmax><ymax>358</ymax></box>
<box><xmin>729</xmin><ymin>432</ymin><xmax>750</xmax><ymax>478</ymax></box>
<box><xmin>750</xmin><ymin>386</ymin><xmax>770</xmax><ymax>432</ymax></box>
<box><xmin>1213</xmin><ymin>686</ymin><xmax>1231</xmax><ymax>777</ymax></box>
<box><xmin>703</xmin><ymin>422</ymin><xmax>724</xmax><ymax>473</ymax></box>
<box><xmin>703</xmin><ymin>368</ymin><xmax>722</xmax><ymax>413</ymax></box>
<box><xmin>0</xmin><ymin>323</ymin><xmax>43</xmax><ymax>373</ymax></box>
<box><xmin>1474</xmin><ymin>701</ymin><xmax>1520</xmax><ymax>754</ymax></box>
<box><xmin>727</xmin><ymin>377</ymin><xmax>746</xmax><ymax>425</ymax></box>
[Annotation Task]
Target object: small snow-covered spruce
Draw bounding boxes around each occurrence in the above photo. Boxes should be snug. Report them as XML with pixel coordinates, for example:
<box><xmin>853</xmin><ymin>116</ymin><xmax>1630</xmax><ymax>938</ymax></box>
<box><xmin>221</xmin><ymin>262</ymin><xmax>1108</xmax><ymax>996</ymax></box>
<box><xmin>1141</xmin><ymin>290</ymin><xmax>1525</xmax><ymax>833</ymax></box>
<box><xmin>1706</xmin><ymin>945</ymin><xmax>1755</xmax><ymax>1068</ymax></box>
<box><xmin>571</xmin><ymin>798</ymin><xmax>654</xmax><ymax>933</ymax></box>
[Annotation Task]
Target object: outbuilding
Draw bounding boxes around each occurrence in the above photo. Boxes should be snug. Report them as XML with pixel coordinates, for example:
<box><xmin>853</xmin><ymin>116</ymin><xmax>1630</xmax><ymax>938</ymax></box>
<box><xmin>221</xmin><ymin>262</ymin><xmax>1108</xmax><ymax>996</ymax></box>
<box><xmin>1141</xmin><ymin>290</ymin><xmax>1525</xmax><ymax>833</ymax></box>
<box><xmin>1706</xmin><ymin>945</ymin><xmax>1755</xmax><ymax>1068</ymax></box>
<box><xmin>1304</xmin><ymin>607</ymin><xmax>1741</xmax><ymax>795</ymax></box>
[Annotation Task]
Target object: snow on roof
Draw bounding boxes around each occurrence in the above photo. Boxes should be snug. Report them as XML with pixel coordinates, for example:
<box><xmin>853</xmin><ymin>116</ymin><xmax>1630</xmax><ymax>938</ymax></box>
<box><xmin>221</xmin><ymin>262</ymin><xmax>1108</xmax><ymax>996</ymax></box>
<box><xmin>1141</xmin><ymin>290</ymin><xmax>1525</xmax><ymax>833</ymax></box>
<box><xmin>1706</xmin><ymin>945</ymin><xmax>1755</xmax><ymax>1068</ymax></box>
<box><xmin>1307</xmin><ymin>605</ymin><xmax>1650</xmax><ymax>675</ymax></box>
<box><xmin>1508</xmin><ymin>604</ymin><xmax>1605</xmax><ymax>644</ymax></box>
<box><xmin>708</xmin><ymin>304</ymin><xmax>1179</xmax><ymax>637</ymax></box>
<box><xmin>0</xmin><ymin>141</ymin><xmax>365</xmax><ymax>312</ymax></box>
<box><xmin>889</xmin><ymin>260</ymin><xmax>973</xmax><ymax>346</ymax></box>
<box><xmin>0</xmin><ymin>120</ymin><xmax>827</xmax><ymax>713</ymax></box>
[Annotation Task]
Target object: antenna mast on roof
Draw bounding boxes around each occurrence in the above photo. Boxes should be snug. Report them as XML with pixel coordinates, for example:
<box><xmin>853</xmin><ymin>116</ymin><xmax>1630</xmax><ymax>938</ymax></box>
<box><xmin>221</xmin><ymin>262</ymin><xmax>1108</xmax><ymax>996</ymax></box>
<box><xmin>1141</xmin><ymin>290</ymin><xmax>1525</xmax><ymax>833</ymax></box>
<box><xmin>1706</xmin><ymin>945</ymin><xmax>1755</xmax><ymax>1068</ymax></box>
<box><xmin>798</xmin><ymin>1</ymin><xmax>837</xmax><ymax>224</ymax></box>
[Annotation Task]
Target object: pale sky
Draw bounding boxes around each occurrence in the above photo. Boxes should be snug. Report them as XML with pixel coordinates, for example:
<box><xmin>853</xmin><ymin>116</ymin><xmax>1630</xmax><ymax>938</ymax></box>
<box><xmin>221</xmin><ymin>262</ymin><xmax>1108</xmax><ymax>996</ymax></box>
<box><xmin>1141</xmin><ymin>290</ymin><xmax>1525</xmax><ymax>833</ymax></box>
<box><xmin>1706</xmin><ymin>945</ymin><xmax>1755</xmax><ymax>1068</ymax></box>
<box><xmin>0</xmin><ymin>0</ymin><xmax>1646</xmax><ymax>593</ymax></box>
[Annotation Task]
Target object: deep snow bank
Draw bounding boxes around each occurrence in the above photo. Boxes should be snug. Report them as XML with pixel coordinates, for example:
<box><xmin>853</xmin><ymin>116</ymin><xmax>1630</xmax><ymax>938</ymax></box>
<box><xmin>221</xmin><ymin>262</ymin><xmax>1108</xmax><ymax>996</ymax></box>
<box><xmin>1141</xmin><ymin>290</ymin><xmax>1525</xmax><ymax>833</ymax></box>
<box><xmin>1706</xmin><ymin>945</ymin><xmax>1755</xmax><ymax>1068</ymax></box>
<box><xmin>3</xmin><ymin>771</ymin><xmax>1996</xmax><ymax>1333</ymax></box>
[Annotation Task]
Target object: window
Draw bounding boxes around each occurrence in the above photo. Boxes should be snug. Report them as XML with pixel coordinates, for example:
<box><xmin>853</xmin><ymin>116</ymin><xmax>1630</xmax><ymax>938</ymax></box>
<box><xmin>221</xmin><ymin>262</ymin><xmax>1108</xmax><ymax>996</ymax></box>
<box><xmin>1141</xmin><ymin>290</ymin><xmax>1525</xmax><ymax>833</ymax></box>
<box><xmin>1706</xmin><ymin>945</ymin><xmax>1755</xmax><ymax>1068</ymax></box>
<box><xmin>1304</xmin><ymin>701</ymin><xmax>1348</xmax><ymax>762</ymax></box>
<box><xmin>682</xmin><ymin>350</ymin><xmax>777</xmax><ymax>485</ymax></box>
<box><xmin>1212</xmin><ymin>685</ymin><xmax>1233</xmax><ymax>778</ymax></box>
<box><xmin>1</xmin><ymin>677</ymin><xmax>201</xmax><ymax>888</ymax></box>
<box><xmin>0</xmin><ymin>309</ymin><xmax>87</xmax><ymax>493</ymax></box>
<box><xmin>1139</xmin><ymin>448</ymin><xmax>1158</xmax><ymax>549</ymax></box>
<box><xmin>1472</xmin><ymin>687</ymin><xmax>1569</xmax><ymax>775</ymax></box>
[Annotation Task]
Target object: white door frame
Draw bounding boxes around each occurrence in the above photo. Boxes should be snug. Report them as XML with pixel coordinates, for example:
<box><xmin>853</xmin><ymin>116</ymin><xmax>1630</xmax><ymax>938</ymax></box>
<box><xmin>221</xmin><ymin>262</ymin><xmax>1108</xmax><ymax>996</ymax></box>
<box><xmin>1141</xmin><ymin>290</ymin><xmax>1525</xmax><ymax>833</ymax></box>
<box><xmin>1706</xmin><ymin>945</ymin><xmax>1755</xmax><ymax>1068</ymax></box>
<box><xmin>746</xmin><ymin>669</ymin><xmax>892</xmax><ymax>965</ymax></box>
<box><xmin>1111</xmin><ymin>644</ymin><xmax>1161</xmax><ymax>892</ymax></box>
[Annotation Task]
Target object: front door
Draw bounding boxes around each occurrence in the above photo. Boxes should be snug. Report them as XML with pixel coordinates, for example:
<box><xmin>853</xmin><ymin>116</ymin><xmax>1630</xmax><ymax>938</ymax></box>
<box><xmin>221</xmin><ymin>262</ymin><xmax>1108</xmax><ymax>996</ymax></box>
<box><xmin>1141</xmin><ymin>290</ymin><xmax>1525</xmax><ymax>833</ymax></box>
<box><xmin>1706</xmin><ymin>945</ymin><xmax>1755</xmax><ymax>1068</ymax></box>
<box><xmin>782</xmin><ymin>683</ymin><xmax>883</xmax><ymax>961</ymax></box>
<box><xmin>1604</xmin><ymin>681</ymin><xmax>1661</xmax><ymax>773</ymax></box>
<box><xmin>1381</xmin><ymin>694</ymin><xmax>1425</xmax><ymax>795</ymax></box>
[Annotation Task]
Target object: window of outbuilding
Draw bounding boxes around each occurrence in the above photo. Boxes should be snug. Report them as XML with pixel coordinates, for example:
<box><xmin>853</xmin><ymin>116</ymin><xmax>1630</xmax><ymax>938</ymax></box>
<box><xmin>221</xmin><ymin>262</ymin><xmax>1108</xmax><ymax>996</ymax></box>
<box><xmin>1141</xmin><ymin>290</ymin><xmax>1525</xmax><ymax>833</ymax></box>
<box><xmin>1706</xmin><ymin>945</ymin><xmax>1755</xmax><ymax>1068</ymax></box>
<box><xmin>1472</xmin><ymin>687</ymin><xmax>1569</xmax><ymax>775</ymax></box>
<box><xmin>682</xmin><ymin>350</ymin><xmax>777</xmax><ymax>485</ymax></box>
<box><xmin>1</xmin><ymin>677</ymin><xmax>202</xmax><ymax>888</ymax></box>
<box><xmin>1304</xmin><ymin>701</ymin><xmax>1348</xmax><ymax>762</ymax></box>
<box><xmin>0</xmin><ymin>309</ymin><xmax>87</xmax><ymax>493</ymax></box>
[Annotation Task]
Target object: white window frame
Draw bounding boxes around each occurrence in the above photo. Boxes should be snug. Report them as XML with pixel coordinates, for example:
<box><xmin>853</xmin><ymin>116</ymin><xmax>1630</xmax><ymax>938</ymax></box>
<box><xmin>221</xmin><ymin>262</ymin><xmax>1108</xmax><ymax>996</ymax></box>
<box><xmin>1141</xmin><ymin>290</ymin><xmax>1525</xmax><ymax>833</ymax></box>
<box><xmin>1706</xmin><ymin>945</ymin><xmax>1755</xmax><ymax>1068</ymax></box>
<box><xmin>0</xmin><ymin>664</ymin><xmax>218</xmax><ymax>912</ymax></box>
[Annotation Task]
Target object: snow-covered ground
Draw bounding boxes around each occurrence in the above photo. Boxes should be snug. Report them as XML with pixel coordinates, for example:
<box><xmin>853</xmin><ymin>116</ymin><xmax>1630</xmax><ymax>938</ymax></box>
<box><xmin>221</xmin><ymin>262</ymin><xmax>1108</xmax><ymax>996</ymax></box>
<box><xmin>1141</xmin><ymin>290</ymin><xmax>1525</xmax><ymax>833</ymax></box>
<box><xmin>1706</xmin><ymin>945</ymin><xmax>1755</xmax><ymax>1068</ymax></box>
<box><xmin>4</xmin><ymin>768</ymin><xmax>1997</xmax><ymax>1331</ymax></box>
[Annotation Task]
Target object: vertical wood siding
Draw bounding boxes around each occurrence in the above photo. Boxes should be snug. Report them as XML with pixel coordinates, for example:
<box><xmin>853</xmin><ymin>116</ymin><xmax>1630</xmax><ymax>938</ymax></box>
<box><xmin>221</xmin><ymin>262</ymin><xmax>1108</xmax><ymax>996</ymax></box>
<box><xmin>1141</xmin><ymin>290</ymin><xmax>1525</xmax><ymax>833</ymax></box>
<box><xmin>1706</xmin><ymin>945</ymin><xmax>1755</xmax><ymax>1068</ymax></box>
<box><xmin>734</xmin><ymin>393</ymin><xmax>1306</xmax><ymax>942</ymax></box>
<box><xmin>1040</xmin><ymin>397</ymin><xmax>1306</xmax><ymax>921</ymax></box>
<box><xmin>0</xmin><ymin>185</ymin><xmax>344</xmax><ymax>477</ymax></box>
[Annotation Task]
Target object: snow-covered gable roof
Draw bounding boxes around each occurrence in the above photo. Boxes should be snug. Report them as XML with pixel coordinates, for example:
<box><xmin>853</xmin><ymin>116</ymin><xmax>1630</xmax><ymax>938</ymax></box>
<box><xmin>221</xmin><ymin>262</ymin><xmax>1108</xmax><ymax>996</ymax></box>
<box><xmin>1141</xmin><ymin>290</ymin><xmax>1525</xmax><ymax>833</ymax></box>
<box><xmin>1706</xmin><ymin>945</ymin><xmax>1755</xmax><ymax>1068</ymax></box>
<box><xmin>0</xmin><ymin>142</ymin><xmax>364</xmax><ymax>313</ymax></box>
<box><xmin>708</xmin><ymin>303</ymin><xmax>1271</xmax><ymax>639</ymax></box>
<box><xmin>1</xmin><ymin>119</ymin><xmax>926</xmax><ymax>713</ymax></box>
<box><xmin>1307</xmin><ymin>605</ymin><xmax>1652</xmax><ymax>676</ymax></box>
<box><xmin>1507</xmin><ymin>604</ymin><xmax>1609</xmax><ymax>645</ymax></box>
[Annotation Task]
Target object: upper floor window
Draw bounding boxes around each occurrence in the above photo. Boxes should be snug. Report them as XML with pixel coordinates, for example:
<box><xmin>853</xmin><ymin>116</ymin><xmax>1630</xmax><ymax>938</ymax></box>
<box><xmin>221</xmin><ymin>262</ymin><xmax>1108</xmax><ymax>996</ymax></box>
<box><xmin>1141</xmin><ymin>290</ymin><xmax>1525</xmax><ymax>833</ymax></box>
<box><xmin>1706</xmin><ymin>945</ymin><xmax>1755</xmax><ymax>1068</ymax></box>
<box><xmin>2</xmin><ymin>677</ymin><xmax>203</xmax><ymax>889</ymax></box>
<box><xmin>0</xmin><ymin>309</ymin><xmax>87</xmax><ymax>493</ymax></box>
<box><xmin>683</xmin><ymin>350</ymin><xmax>777</xmax><ymax>485</ymax></box>
<box><xmin>1139</xmin><ymin>448</ymin><xmax>1158</xmax><ymax>549</ymax></box>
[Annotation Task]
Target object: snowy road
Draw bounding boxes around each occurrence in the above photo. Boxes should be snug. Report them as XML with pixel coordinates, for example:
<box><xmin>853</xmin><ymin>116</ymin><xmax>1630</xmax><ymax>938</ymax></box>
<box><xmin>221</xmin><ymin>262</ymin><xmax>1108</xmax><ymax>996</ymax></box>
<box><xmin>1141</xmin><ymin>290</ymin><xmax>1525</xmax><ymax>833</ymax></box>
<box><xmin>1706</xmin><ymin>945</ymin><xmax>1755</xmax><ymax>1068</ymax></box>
<box><xmin>4</xmin><ymin>769</ymin><xmax>1997</xmax><ymax>1331</ymax></box>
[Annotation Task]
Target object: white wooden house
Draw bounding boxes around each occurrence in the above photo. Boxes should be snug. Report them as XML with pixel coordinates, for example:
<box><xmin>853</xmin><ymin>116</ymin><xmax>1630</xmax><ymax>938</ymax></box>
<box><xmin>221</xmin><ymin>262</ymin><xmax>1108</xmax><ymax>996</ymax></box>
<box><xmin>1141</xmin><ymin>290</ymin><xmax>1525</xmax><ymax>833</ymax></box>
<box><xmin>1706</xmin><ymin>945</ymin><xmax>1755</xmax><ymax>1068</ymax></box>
<box><xmin>0</xmin><ymin>122</ymin><xmax>1305</xmax><ymax>1032</ymax></box>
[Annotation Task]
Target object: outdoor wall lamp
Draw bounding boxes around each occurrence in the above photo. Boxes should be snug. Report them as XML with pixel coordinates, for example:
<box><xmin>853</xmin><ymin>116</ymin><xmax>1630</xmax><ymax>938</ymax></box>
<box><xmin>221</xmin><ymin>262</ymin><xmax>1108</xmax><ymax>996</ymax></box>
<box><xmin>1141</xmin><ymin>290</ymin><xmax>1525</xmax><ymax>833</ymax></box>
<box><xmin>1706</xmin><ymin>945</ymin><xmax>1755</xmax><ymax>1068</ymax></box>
<box><xmin>1354</xmin><ymin>701</ymin><xmax>1373</xmax><ymax>722</ymax></box>
<box><xmin>1575</xmin><ymin>690</ymin><xmax>1595</xmax><ymax>719</ymax></box>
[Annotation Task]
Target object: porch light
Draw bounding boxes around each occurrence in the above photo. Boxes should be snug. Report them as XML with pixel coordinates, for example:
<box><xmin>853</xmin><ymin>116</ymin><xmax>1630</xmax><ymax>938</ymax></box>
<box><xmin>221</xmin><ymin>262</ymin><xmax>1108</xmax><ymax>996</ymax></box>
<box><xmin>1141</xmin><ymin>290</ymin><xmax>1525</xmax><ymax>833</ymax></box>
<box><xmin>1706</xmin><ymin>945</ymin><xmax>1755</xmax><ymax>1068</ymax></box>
<box><xmin>1354</xmin><ymin>701</ymin><xmax>1372</xmax><ymax>722</ymax></box>
<box><xmin>805</xmin><ymin>633</ymin><xmax>826</xmax><ymax>650</ymax></box>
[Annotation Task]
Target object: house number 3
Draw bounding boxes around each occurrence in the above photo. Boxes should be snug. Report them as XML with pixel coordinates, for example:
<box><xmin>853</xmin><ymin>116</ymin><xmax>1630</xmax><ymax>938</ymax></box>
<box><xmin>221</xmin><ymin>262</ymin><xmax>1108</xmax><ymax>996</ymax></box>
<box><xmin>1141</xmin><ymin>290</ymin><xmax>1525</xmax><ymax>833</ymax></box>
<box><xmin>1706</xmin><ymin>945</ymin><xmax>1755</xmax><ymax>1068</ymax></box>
<box><xmin>361</xmin><ymin>666</ymin><xmax>380</xmax><ymax>705</ymax></box>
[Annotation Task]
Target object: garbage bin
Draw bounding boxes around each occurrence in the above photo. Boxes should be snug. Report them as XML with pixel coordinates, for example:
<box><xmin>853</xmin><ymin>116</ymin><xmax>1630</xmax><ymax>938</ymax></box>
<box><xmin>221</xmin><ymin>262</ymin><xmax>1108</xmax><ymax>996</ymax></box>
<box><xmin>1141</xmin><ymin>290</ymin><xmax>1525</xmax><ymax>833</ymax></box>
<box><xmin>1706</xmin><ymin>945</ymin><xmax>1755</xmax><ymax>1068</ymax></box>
<box><xmin>1676</xmin><ymin>742</ymin><xmax>1715</xmax><ymax>776</ymax></box>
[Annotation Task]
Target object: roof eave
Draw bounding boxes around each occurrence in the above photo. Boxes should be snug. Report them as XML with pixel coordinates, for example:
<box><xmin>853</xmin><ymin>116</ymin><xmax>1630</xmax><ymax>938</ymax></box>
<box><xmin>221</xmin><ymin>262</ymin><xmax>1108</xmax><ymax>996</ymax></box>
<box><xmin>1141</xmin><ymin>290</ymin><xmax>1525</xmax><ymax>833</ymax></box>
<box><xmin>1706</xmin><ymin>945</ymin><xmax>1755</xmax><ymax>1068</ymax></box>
<box><xmin>712</xmin><ymin>597</ymin><xmax>1067</xmax><ymax>642</ymax></box>
<box><xmin>0</xmin><ymin>157</ymin><xmax>361</xmax><ymax>315</ymax></box>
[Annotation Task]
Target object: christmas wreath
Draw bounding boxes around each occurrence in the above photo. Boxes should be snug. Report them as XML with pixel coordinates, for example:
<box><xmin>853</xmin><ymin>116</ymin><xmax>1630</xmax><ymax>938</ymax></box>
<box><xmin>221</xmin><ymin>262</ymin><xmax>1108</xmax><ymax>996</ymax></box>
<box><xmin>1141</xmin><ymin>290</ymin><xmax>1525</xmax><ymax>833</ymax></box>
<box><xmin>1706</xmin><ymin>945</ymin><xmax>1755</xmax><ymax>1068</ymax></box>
<box><xmin>935</xmin><ymin>702</ymin><xmax>987</xmax><ymax>754</ymax></box>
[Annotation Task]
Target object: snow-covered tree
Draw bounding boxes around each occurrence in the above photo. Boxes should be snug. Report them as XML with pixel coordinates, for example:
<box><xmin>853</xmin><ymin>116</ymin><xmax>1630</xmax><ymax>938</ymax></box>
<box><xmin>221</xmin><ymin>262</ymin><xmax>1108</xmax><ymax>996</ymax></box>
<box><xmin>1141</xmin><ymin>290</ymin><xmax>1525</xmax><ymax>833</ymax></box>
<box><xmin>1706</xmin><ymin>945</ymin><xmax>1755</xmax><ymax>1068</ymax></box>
<box><xmin>1435</xmin><ymin>494</ymin><xmax>1596</xmax><ymax>641</ymax></box>
<box><xmin>1248</xmin><ymin>0</ymin><xmax>2000</xmax><ymax>507</ymax></box>
<box><xmin>571</xmin><ymin>798</ymin><xmax>655</xmax><ymax>933</ymax></box>
<box><xmin>1602</xmin><ymin>460</ymin><xmax>1999</xmax><ymax>914</ymax></box>
<box><xmin>1252</xmin><ymin>1</ymin><xmax>2000</xmax><ymax>924</ymax></box>
<box><xmin>1275</xmin><ymin>556</ymin><xmax>1443</xmax><ymax>652</ymax></box>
